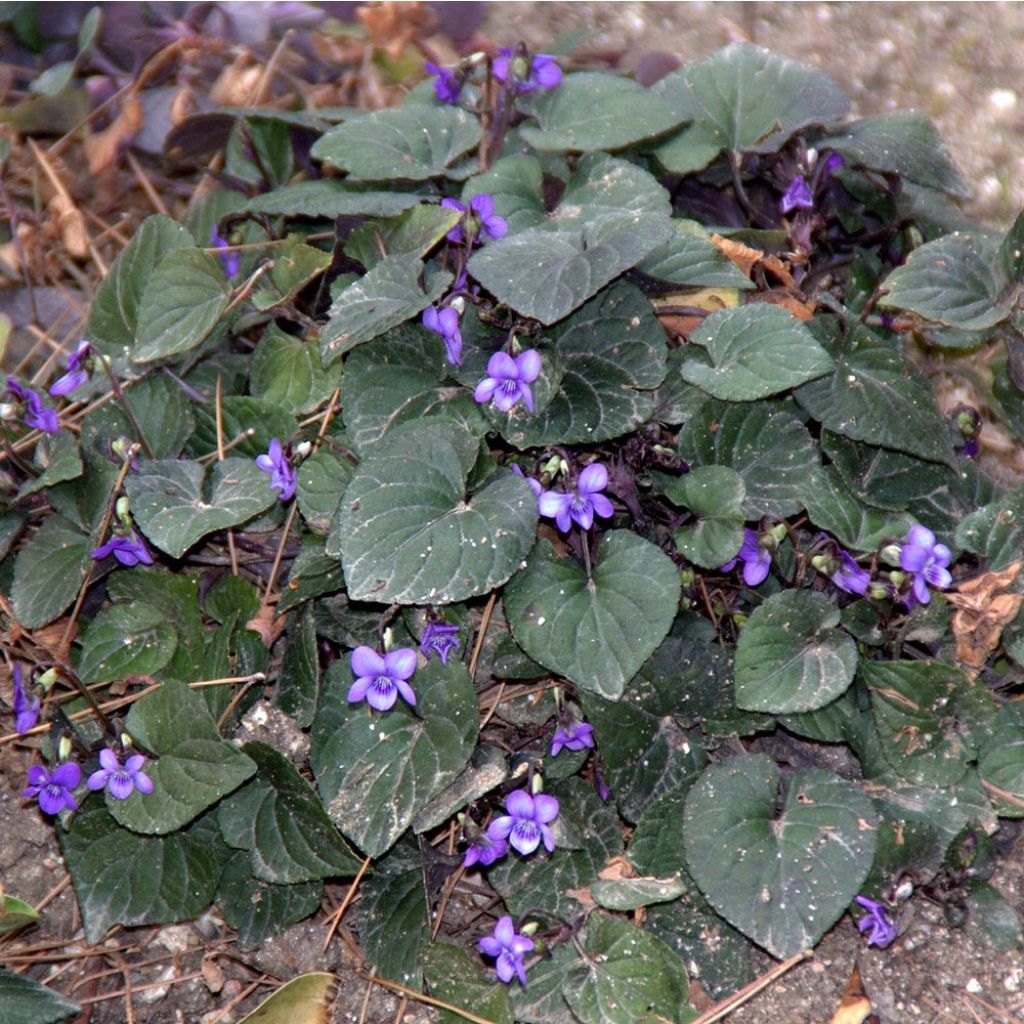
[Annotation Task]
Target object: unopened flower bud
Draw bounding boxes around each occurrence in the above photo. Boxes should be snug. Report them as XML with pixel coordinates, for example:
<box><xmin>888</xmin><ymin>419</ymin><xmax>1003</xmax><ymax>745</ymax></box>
<box><xmin>294</xmin><ymin>440</ymin><xmax>312</xmax><ymax>459</ymax></box>
<box><xmin>893</xmin><ymin>877</ymin><xmax>914</xmax><ymax>902</ymax></box>
<box><xmin>382</xmin><ymin>627</ymin><xmax>394</xmax><ymax>651</ymax></box>
<box><xmin>768</xmin><ymin>523</ymin><xmax>788</xmax><ymax>545</ymax></box>
<box><xmin>530</xmin><ymin>773</ymin><xmax>545</xmax><ymax>796</ymax></box>
<box><xmin>58</xmin><ymin>735</ymin><xmax>73</xmax><ymax>762</ymax></box>
<box><xmin>520</xmin><ymin>920</ymin><xmax>539</xmax><ymax>937</ymax></box>
<box><xmin>450</xmin><ymin>295</ymin><xmax>466</xmax><ymax>315</ymax></box>
<box><xmin>37</xmin><ymin>668</ymin><xmax>57</xmax><ymax>692</ymax></box>
<box><xmin>869</xmin><ymin>582</ymin><xmax>892</xmax><ymax>601</ymax></box>
<box><xmin>880</xmin><ymin>543</ymin><xmax>902</xmax><ymax>566</ymax></box>
<box><xmin>115</xmin><ymin>496</ymin><xmax>130</xmax><ymax>520</ymax></box>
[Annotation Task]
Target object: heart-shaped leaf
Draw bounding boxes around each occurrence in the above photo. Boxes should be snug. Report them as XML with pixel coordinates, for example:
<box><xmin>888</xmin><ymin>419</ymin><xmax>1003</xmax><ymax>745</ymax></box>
<box><xmin>682</xmin><ymin>305</ymin><xmax>834</xmax><ymax>401</ymax></box>
<box><xmin>421</xmin><ymin>943</ymin><xmax>515</xmax><ymax>1024</ymax></box>
<box><xmin>218</xmin><ymin>742</ymin><xmax>361</xmax><ymax>883</ymax></box>
<box><xmin>978</xmin><ymin>702</ymin><xmax>1024</xmax><ymax>818</ymax></box>
<box><xmin>124</xmin><ymin>457</ymin><xmax>277</xmax><ymax>559</ymax></box>
<box><xmin>666</xmin><ymin>465</ymin><xmax>746</xmax><ymax>568</ymax></box>
<box><xmin>0</xmin><ymin>972</ymin><xmax>79</xmax><ymax>1024</ymax></box>
<box><xmin>76</xmin><ymin>600</ymin><xmax>177</xmax><ymax>683</ymax></box>
<box><xmin>217</xmin><ymin>859</ymin><xmax>321</xmax><ymax>949</ymax></box>
<box><xmin>734</xmin><ymin>590</ymin><xmax>858</xmax><ymax>714</ymax></box>
<box><xmin>250</xmin><ymin>323</ymin><xmax>343</xmax><ymax>416</ymax></box>
<box><xmin>684</xmin><ymin>754</ymin><xmax>877</xmax><ymax>958</ymax></box>
<box><xmin>332</xmin><ymin>419</ymin><xmax>537</xmax><ymax>605</ymax></box>
<box><xmin>310</xmin><ymin>657</ymin><xmax>477</xmax><ymax>858</ymax></box>
<box><xmin>10</xmin><ymin>515</ymin><xmax>92</xmax><ymax>630</ymax></box>
<box><xmin>504</xmin><ymin>531</ymin><xmax>681</xmax><ymax>700</ymax></box>
<box><xmin>245</xmin><ymin>180</ymin><xmax>427</xmax><ymax>218</ymax></box>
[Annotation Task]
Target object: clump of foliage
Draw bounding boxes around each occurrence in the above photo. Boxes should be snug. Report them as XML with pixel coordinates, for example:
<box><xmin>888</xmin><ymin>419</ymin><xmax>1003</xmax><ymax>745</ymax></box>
<box><xmin>5</xmin><ymin>38</ymin><xmax>1024</xmax><ymax>1024</ymax></box>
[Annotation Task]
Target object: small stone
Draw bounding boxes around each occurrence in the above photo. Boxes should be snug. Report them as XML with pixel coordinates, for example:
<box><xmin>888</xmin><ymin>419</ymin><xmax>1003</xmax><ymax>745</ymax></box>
<box><xmin>989</xmin><ymin>88</ymin><xmax>1017</xmax><ymax>113</ymax></box>
<box><xmin>965</xmin><ymin>978</ymin><xmax>983</xmax><ymax>994</ymax></box>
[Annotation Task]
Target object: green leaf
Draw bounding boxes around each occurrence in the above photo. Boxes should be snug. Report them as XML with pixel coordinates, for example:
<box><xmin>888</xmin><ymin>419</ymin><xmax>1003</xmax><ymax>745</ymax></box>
<box><xmin>250</xmin><ymin>241</ymin><xmax>331</xmax><ymax>312</ymax></box>
<box><xmin>277</xmin><ymin>603</ymin><xmax>320</xmax><ymax>727</ymax></box>
<box><xmin>341</xmin><ymin>326</ymin><xmax>487</xmax><ymax>455</ymax></box>
<box><xmin>505</xmin><ymin>531</ymin><xmax>681</xmax><ymax>701</ymax></box>
<box><xmin>108</xmin><ymin>679</ymin><xmax>255</xmax><ymax>834</ymax></box>
<box><xmin>978</xmin><ymin>702</ymin><xmax>1024</xmax><ymax>818</ymax></box>
<box><xmin>125</xmin><ymin>458</ymin><xmax>277</xmax><ymax>559</ymax></box>
<box><xmin>85</xmin><ymin>214</ymin><xmax>193</xmax><ymax>353</ymax></box>
<box><xmin>61</xmin><ymin>799</ymin><xmax>223</xmax><ymax>942</ymax></box>
<box><xmin>823</xmin><ymin>111</ymin><xmax>970</xmax><ymax>198</ymax></box>
<box><xmin>682</xmin><ymin>305</ymin><xmax>834</xmax><ymax>401</ymax></box>
<box><xmin>667</xmin><ymin>465</ymin><xmax>746</xmax><ymax>568</ymax></box>
<box><xmin>296</xmin><ymin>448</ymin><xmax>353</xmax><ymax>535</ymax></box>
<box><xmin>490</xmin><ymin>281</ymin><xmax>668</xmax><ymax>448</ymax></box>
<box><xmin>510</xmin><ymin>942</ymin><xmax>579</xmax><ymax>1024</ymax></box>
<box><xmin>563</xmin><ymin>913</ymin><xmax>694</xmax><ymax>1024</ymax></box>
<box><xmin>802</xmin><ymin>467</ymin><xmax>913</xmax><ymax>552</ymax></box>
<box><xmin>250</xmin><ymin>323</ymin><xmax>342</xmax><ymax>415</ymax></box>
<box><xmin>861</xmin><ymin>660</ymin><xmax>995</xmax><ymax>787</ymax></box>
<box><xmin>311</xmin><ymin>104</ymin><xmax>480</xmax><ymax>180</ymax></box>
<box><xmin>204</xmin><ymin>574</ymin><xmax>259</xmax><ymax>625</ymax></box>
<box><xmin>133</xmin><ymin>248</ymin><xmax>230</xmax><ymax>363</ymax></box>
<box><xmin>81</xmin><ymin>373</ymin><xmax>196</xmax><ymax>460</ymax></box>
<box><xmin>244</xmin><ymin>180</ymin><xmax>427</xmax><ymax>218</ymax></box>
<box><xmin>310</xmin><ymin>657</ymin><xmax>478</xmax><ymax>858</ymax></box>
<box><xmin>795</xmin><ymin>339</ymin><xmax>955</xmax><ymax>465</ymax></box>
<box><xmin>333</xmin><ymin>419</ymin><xmax>537</xmax><ymax>605</ymax></box>
<box><xmin>963</xmin><ymin>879</ymin><xmax>1024</xmax><ymax>951</ymax></box>
<box><xmin>652</xmin><ymin>43</ymin><xmax>849</xmax><ymax>173</ymax></box>
<box><xmin>10</xmin><ymin>515</ymin><xmax>92</xmax><ymax>629</ymax></box>
<box><xmin>412</xmin><ymin>742</ymin><xmax>508</xmax><ymax>834</ymax></box>
<box><xmin>218</xmin><ymin>742</ymin><xmax>361</xmax><ymax>882</ymax></box>
<box><xmin>590</xmin><ymin>876</ymin><xmax>688</xmax><ymax>911</ymax></box>
<box><xmin>0</xmin><ymin>894</ymin><xmax>39</xmax><ymax>934</ymax></box>
<box><xmin>359</xmin><ymin>845</ymin><xmax>429</xmax><ymax>986</ymax></box>
<box><xmin>734</xmin><ymin>590</ymin><xmax>858</xmax><ymax>714</ymax></box>
<box><xmin>320</xmin><ymin>255</ymin><xmax>451</xmax><ymax>364</ymax></box>
<box><xmin>879</xmin><ymin>232</ymin><xmax>1009</xmax><ymax>330</ymax></box>
<box><xmin>636</xmin><ymin>223</ymin><xmax>754</xmax><ymax>289</ymax></box>
<box><xmin>188</xmin><ymin>396</ymin><xmax>295</xmax><ymax>461</ymax></box>
<box><xmin>0</xmin><ymin>972</ymin><xmax>79</xmax><ymax>1024</ymax></box>
<box><xmin>467</xmin><ymin>154</ymin><xmax>672</xmax><ymax>324</ymax></box>
<box><xmin>519</xmin><ymin>72</ymin><xmax>683</xmax><ymax>152</ymax></box>
<box><xmin>684</xmin><ymin>754</ymin><xmax>877</xmax><ymax>958</ymax></box>
<box><xmin>345</xmin><ymin>204</ymin><xmax>461</xmax><ymax>270</ymax></box>
<box><xmin>677</xmin><ymin>400</ymin><xmax>819</xmax><ymax>518</ymax></box>
<box><xmin>17</xmin><ymin>431</ymin><xmax>82</xmax><ymax>498</ymax></box>
<box><xmin>461</xmin><ymin>154</ymin><xmax>546</xmax><ymax>234</ymax></box>
<box><xmin>955</xmin><ymin>487</ymin><xmax>1024</xmax><ymax>570</ymax></box>
<box><xmin>76</xmin><ymin>600</ymin><xmax>177</xmax><ymax>683</ymax></box>
<box><xmin>420</xmin><ymin>943</ymin><xmax>514</xmax><ymax>1024</ymax></box>
<box><xmin>490</xmin><ymin>778</ymin><xmax>624</xmax><ymax>922</ymax></box>
<box><xmin>217</xmin><ymin>858</ymin><xmax>321</xmax><ymax>949</ymax></box>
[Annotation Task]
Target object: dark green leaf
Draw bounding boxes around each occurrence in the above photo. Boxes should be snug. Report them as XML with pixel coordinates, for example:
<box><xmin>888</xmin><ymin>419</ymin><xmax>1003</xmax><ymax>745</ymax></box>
<box><xmin>652</xmin><ymin>43</ymin><xmax>849</xmax><ymax>173</ymax></box>
<box><xmin>505</xmin><ymin>531</ymin><xmax>682</xmax><ymax>701</ymax></box>
<box><xmin>976</xmin><ymin>701</ymin><xmax>1024</xmax><ymax>817</ymax></box>
<box><xmin>17</xmin><ymin>431</ymin><xmax>82</xmax><ymax>498</ymax></box>
<box><xmin>955</xmin><ymin>486</ymin><xmax>1024</xmax><ymax>570</ymax></box>
<box><xmin>963</xmin><ymin>880</ymin><xmax>1024</xmax><ymax>951</ymax></box>
<box><xmin>636</xmin><ymin>224</ymin><xmax>754</xmax><ymax>289</ymax></box>
<box><xmin>320</xmin><ymin>255</ymin><xmax>451</xmax><ymax>364</ymax></box>
<box><xmin>311</xmin><ymin>657</ymin><xmax>477</xmax><ymax>858</ymax></box>
<box><xmin>333</xmin><ymin>419</ymin><xmax>537</xmax><ymax>605</ymax></box>
<box><xmin>667</xmin><ymin>465</ymin><xmax>746</xmax><ymax>568</ymax></box>
<box><xmin>684</xmin><ymin>754</ymin><xmax>877</xmax><ymax>958</ymax></box>
<box><xmin>109</xmin><ymin>679</ymin><xmax>256</xmax><ymax>834</ymax></box>
<box><xmin>510</xmin><ymin>943</ymin><xmax>579</xmax><ymax>1024</ymax></box>
<box><xmin>76</xmin><ymin>600</ymin><xmax>177</xmax><ymax>683</ymax></box>
<box><xmin>345</xmin><ymin>204</ymin><xmax>461</xmax><ymax>270</ymax></box>
<box><xmin>520</xmin><ymin>72</ymin><xmax>683</xmax><ymax>152</ymax></box>
<box><xmin>250</xmin><ymin>323</ymin><xmax>342</xmax><ymax>415</ymax></box>
<box><xmin>125</xmin><ymin>458</ymin><xmax>277</xmax><ymax>559</ymax></box>
<box><xmin>802</xmin><ymin>467</ymin><xmax>913</xmax><ymax>552</ymax></box>
<box><xmin>591</xmin><ymin>876</ymin><xmax>688</xmax><ymax>911</ymax></box>
<box><xmin>296</xmin><ymin>448</ymin><xmax>353</xmax><ymax>535</ymax></box>
<box><xmin>61</xmin><ymin>799</ymin><xmax>223</xmax><ymax>942</ymax></box>
<box><xmin>244</xmin><ymin>180</ymin><xmax>427</xmax><ymax>218</ymax></box>
<box><xmin>250</xmin><ymin>241</ymin><xmax>331</xmax><ymax>312</ymax></box>
<box><xmin>188</xmin><ymin>396</ymin><xmax>295</xmax><ymax>461</ymax></box>
<box><xmin>217</xmin><ymin>859</ymin><xmax>321</xmax><ymax>949</ymax></box>
<box><xmin>10</xmin><ymin>515</ymin><xmax>92</xmax><ymax>629</ymax></box>
<box><xmin>462</xmin><ymin>154</ymin><xmax>546</xmax><ymax>235</ymax></box>
<box><xmin>0</xmin><ymin>971</ymin><xmax>79</xmax><ymax>1024</ymax></box>
<box><xmin>734</xmin><ymin>590</ymin><xmax>858</xmax><ymax>714</ymax></box>
<box><xmin>311</xmin><ymin>105</ymin><xmax>480</xmax><ymax>181</ymax></box>
<box><xmin>133</xmin><ymin>249</ymin><xmax>230</xmax><ymax>363</ymax></box>
<box><xmin>682</xmin><ymin>305</ymin><xmax>834</xmax><ymax>401</ymax></box>
<box><xmin>420</xmin><ymin>943</ymin><xmax>514</xmax><ymax>1024</ymax></box>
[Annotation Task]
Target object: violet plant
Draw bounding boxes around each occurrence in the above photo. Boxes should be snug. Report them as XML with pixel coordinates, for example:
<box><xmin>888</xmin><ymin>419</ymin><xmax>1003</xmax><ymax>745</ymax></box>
<box><xmin>5</xmin><ymin>38</ymin><xmax>1024</xmax><ymax>1024</ymax></box>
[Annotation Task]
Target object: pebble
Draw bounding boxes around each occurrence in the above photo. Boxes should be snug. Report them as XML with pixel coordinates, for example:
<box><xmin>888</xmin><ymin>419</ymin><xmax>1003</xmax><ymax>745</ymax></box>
<box><xmin>988</xmin><ymin>88</ymin><xmax>1018</xmax><ymax>114</ymax></box>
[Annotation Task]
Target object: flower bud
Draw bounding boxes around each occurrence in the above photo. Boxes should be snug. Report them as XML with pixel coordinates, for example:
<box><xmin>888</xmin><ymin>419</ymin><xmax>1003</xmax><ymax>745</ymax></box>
<box><xmin>893</xmin><ymin>877</ymin><xmax>914</xmax><ymax>903</ymax></box>
<box><xmin>382</xmin><ymin>627</ymin><xmax>394</xmax><ymax>650</ymax></box>
<box><xmin>880</xmin><ymin>543</ymin><xmax>902</xmax><ymax>566</ymax></box>
<box><xmin>768</xmin><ymin>523</ymin><xmax>788</xmax><ymax>546</ymax></box>
<box><xmin>869</xmin><ymin>582</ymin><xmax>892</xmax><ymax>601</ymax></box>
<box><xmin>37</xmin><ymin>668</ymin><xmax>57</xmax><ymax>692</ymax></box>
<box><xmin>449</xmin><ymin>295</ymin><xmax>466</xmax><ymax>315</ymax></box>
<box><xmin>520</xmin><ymin>920</ymin><xmax>539</xmax><ymax>937</ymax></box>
<box><xmin>121</xmin><ymin>732</ymin><xmax>134</xmax><ymax>750</ymax></box>
<box><xmin>115</xmin><ymin>496</ymin><xmax>130</xmax><ymax>520</ymax></box>
<box><xmin>0</xmin><ymin>401</ymin><xmax>16</xmax><ymax>421</ymax></box>
<box><xmin>530</xmin><ymin>773</ymin><xmax>545</xmax><ymax>796</ymax></box>
<box><xmin>58</xmin><ymin>735</ymin><xmax>73</xmax><ymax>762</ymax></box>
<box><xmin>294</xmin><ymin>440</ymin><xmax>312</xmax><ymax>459</ymax></box>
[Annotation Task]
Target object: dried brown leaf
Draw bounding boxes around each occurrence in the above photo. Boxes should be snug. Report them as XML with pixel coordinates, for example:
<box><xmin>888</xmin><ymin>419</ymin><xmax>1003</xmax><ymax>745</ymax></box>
<box><xmin>946</xmin><ymin>561</ymin><xmax>1024</xmax><ymax>669</ymax></box>
<box><xmin>83</xmin><ymin>96</ymin><xmax>144</xmax><ymax>176</ymax></box>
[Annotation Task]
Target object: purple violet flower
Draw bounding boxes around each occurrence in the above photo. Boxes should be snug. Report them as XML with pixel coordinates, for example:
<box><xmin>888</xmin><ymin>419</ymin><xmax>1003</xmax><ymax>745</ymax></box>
<box><xmin>422</xmin><ymin>305</ymin><xmax>463</xmax><ymax>366</ymax></box>
<box><xmin>479</xmin><ymin>915</ymin><xmax>534</xmax><ymax>986</ymax></box>
<box><xmin>256</xmin><ymin>438</ymin><xmax>296</xmax><ymax>501</ymax></box>
<box><xmin>493</xmin><ymin>48</ymin><xmax>562</xmax><ymax>93</ymax></box>
<box><xmin>594</xmin><ymin>761</ymin><xmax>610</xmax><ymax>802</ymax></box>
<box><xmin>6</xmin><ymin>377</ymin><xmax>59</xmax><ymax>434</ymax></box>
<box><xmin>441</xmin><ymin>194</ymin><xmax>507</xmax><ymax>245</ymax></box>
<box><xmin>487</xmin><ymin>789</ymin><xmax>559</xmax><ymax>856</ymax></box>
<box><xmin>899</xmin><ymin>524</ymin><xmax>952</xmax><ymax>606</ymax></box>
<box><xmin>92</xmin><ymin>529</ymin><xmax>154</xmax><ymax>567</ymax></box>
<box><xmin>22</xmin><ymin>762</ymin><xmax>81</xmax><ymax>815</ymax></box>
<box><xmin>511</xmin><ymin>464</ymin><xmax>543</xmax><ymax>498</ymax></box>
<box><xmin>87</xmin><ymin>747</ymin><xmax>154</xmax><ymax>800</ymax></box>
<box><xmin>780</xmin><ymin>175</ymin><xmax>814</xmax><ymax>214</ymax></box>
<box><xmin>210</xmin><ymin>226</ymin><xmax>240</xmax><ymax>277</ymax></box>
<box><xmin>474</xmin><ymin>350</ymin><xmax>541</xmax><ymax>414</ymax></box>
<box><xmin>49</xmin><ymin>340</ymin><xmax>92</xmax><ymax>397</ymax></box>
<box><xmin>550</xmin><ymin>720</ymin><xmax>594</xmax><ymax>757</ymax></box>
<box><xmin>11</xmin><ymin>664</ymin><xmax>40</xmax><ymax>735</ymax></box>
<box><xmin>420</xmin><ymin>622</ymin><xmax>461</xmax><ymax>665</ymax></box>
<box><xmin>854</xmin><ymin>896</ymin><xmax>897</xmax><ymax>948</ymax></box>
<box><xmin>347</xmin><ymin>646</ymin><xmax>417</xmax><ymax>712</ymax></box>
<box><xmin>831</xmin><ymin>550</ymin><xmax>871</xmax><ymax>596</ymax></box>
<box><xmin>463</xmin><ymin>829</ymin><xmax>508</xmax><ymax>869</ymax></box>
<box><xmin>721</xmin><ymin>528</ymin><xmax>772</xmax><ymax>587</ymax></box>
<box><xmin>424</xmin><ymin>61</ymin><xmax>462</xmax><ymax>105</ymax></box>
<box><xmin>821</xmin><ymin>152</ymin><xmax>844</xmax><ymax>181</ymax></box>
<box><xmin>538</xmin><ymin>463</ymin><xmax>614</xmax><ymax>533</ymax></box>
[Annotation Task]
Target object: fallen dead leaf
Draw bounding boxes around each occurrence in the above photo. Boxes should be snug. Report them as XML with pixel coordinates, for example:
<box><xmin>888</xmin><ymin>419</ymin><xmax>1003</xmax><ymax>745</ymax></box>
<box><xmin>357</xmin><ymin>2</ymin><xmax>437</xmax><ymax>61</ymax></box>
<box><xmin>829</xmin><ymin>962</ymin><xmax>872</xmax><ymax>1024</ymax></box>
<box><xmin>751</xmin><ymin>287</ymin><xmax>816</xmax><ymax>320</ymax></box>
<box><xmin>945</xmin><ymin>561</ymin><xmax>1023</xmax><ymax>669</ymax></box>
<box><xmin>246</xmin><ymin>603</ymin><xmax>288</xmax><ymax>648</ymax></box>
<box><xmin>83</xmin><ymin>95</ymin><xmax>144</xmax><ymax>176</ymax></box>
<box><xmin>597</xmin><ymin>855</ymin><xmax>637</xmax><ymax>880</ymax></box>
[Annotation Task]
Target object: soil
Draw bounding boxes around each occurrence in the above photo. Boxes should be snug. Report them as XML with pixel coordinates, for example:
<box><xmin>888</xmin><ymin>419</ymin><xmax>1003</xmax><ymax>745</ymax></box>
<box><xmin>3</xmin><ymin>4</ymin><xmax>1024</xmax><ymax>1024</ymax></box>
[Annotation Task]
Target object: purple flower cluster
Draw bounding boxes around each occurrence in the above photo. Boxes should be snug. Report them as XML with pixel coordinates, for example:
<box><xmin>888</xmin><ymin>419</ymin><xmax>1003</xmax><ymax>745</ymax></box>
<box><xmin>479</xmin><ymin>915</ymin><xmax>534</xmax><ymax>986</ymax></box>
<box><xmin>6</xmin><ymin>377</ymin><xmax>58</xmax><ymax>435</ymax></box>
<box><xmin>22</xmin><ymin>762</ymin><xmax>80</xmax><ymax>815</ymax></box>
<box><xmin>855</xmin><ymin>896</ymin><xmax>897</xmax><ymax>948</ymax></box>
<box><xmin>899</xmin><ymin>525</ymin><xmax>952</xmax><ymax>606</ymax></box>
<box><xmin>474</xmin><ymin>350</ymin><xmax>541</xmax><ymax>414</ymax></box>
<box><xmin>11</xmin><ymin>664</ymin><xmax>40</xmax><ymax>735</ymax></box>
<box><xmin>422</xmin><ymin>305</ymin><xmax>462</xmax><ymax>366</ymax></box>
<box><xmin>538</xmin><ymin>464</ymin><xmax>613</xmax><ymax>533</ymax></box>
<box><xmin>487</xmin><ymin>789</ymin><xmax>559</xmax><ymax>857</ymax></box>
<box><xmin>442</xmin><ymin>194</ymin><xmax>507</xmax><ymax>245</ymax></box>
<box><xmin>424</xmin><ymin>61</ymin><xmax>462</xmax><ymax>105</ymax></box>
<box><xmin>721</xmin><ymin>528</ymin><xmax>772</xmax><ymax>586</ymax></box>
<box><xmin>550</xmin><ymin>720</ymin><xmax>594</xmax><ymax>757</ymax></box>
<box><xmin>87</xmin><ymin>747</ymin><xmax>154</xmax><ymax>800</ymax></box>
<box><xmin>210</xmin><ymin>226</ymin><xmax>240</xmax><ymax>277</ymax></box>
<box><xmin>256</xmin><ymin>438</ymin><xmax>296</xmax><ymax>501</ymax></box>
<box><xmin>347</xmin><ymin>646</ymin><xmax>417</xmax><ymax>712</ymax></box>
